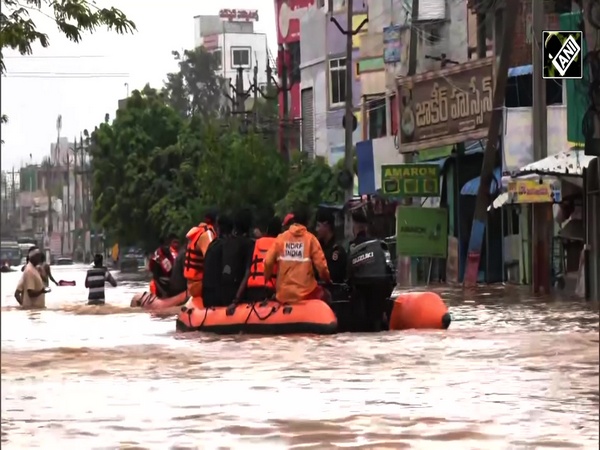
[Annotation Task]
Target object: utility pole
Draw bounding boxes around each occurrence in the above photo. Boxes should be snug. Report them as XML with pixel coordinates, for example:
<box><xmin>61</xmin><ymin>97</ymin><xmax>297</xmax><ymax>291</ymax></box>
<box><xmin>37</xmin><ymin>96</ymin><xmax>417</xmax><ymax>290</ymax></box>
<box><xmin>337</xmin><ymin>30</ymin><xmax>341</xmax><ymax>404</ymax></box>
<box><xmin>65</xmin><ymin>152</ymin><xmax>72</xmax><ymax>254</ymax></box>
<box><xmin>79</xmin><ymin>135</ymin><xmax>86</xmax><ymax>244</ymax></box>
<box><xmin>463</xmin><ymin>0</ymin><xmax>519</xmax><ymax>287</ymax></box>
<box><xmin>253</xmin><ymin>65</ymin><xmax>259</xmax><ymax>129</ymax></box>
<box><xmin>280</xmin><ymin>44</ymin><xmax>290</xmax><ymax>162</ymax></box>
<box><xmin>73</xmin><ymin>136</ymin><xmax>79</xmax><ymax>238</ymax></box>
<box><xmin>11</xmin><ymin>167</ymin><xmax>16</xmax><ymax>229</ymax></box>
<box><xmin>330</xmin><ymin>0</ymin><xmax>368</xmax><ymax>235</ymax></box>
<box><xmin>343</xmin><ymin>0</ymin><xmax>355</xmax><ymax>208</ymax></box>
<box><xmin>531</xmin><ymin>0</ymin><xmax>549</xmax><ymax>294</ymax></box>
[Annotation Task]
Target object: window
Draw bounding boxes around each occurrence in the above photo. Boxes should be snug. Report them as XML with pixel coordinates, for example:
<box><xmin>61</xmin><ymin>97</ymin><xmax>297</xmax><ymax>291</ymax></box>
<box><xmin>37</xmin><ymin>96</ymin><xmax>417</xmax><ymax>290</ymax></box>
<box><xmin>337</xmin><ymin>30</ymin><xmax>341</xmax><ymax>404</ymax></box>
<box><xmin>328</xmin><ymin>0</ymin><xmax>346</xmax><ymax>11</ymax></box>
<box><xmin>212</xmin><ymin>48</ymin><xmax>222</xmax><ymax>69</ymax></box>
<box><xmin>329</xmin><ymin>58</ymin><xmax>347</xmax><ymax>107</ymax></box>
<box><xmin>288</xmin><ymin>41</ymin><xmax>301</xmax><ymax>84</ymax></box>
<box><xmin>231</xmin><ymin>47</ymin><xmax>251</xmax><ymax>68</ymax></box>
<box><xmin>368</xmin><ymin>99</ymin><xmax>386</xmax><ymax>139</ymax></box>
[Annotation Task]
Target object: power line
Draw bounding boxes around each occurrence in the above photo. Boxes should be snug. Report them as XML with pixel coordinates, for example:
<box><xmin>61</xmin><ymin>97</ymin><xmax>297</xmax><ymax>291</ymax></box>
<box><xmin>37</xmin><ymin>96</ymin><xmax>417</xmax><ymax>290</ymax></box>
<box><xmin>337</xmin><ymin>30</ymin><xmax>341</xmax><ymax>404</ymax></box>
<box><xmin>5</xmin><ymin>72</ymin><xmax>129</xmax><ymax>78</ymax></box>
<box><xmin>3</xmin><ymin>55</ymin><xmax>108</xmax><ymax>59</ymax></box>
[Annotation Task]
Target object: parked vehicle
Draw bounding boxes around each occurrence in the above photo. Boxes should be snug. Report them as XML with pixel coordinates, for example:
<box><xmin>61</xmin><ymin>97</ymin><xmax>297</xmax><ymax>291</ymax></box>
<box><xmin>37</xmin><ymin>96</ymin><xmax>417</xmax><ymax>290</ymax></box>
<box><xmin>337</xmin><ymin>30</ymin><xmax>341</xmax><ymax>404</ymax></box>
<box><xmin>0</xmin><ymin>241</ymin><xmax>22</xmax><ymax>267</ymax></box>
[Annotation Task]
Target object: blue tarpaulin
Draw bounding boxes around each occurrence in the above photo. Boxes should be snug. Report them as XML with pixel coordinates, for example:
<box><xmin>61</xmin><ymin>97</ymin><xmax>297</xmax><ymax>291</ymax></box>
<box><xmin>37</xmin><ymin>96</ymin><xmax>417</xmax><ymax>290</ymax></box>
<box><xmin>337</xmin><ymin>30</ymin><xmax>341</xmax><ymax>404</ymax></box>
<box><xmin>508</xmin><ymin>64</ymin><xmax>533</xmax><ymax>77</ymax></box>
<box><xmin>460</xmin><ymin>167</ymin><xmax>502</xmax><ymax>196</ymax></box>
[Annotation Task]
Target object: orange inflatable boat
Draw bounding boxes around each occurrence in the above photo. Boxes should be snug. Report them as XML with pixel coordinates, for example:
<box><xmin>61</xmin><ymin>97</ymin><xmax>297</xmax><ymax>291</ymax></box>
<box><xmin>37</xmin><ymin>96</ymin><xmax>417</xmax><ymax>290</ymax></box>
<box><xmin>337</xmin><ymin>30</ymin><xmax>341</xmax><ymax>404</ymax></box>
<box><xmin>388</xmin><ymin>292</ymin><xmax>451</xmax><ymax>330</ymax></box>
<box><xmin>130</xmin><ymin>291</ymin><xmax>189</xmax><ymax>310</ymax></box>
<box><xmin>176</xmin><ymin>299</ymin><xmax>338</xmax><ymax>335</ymax></box>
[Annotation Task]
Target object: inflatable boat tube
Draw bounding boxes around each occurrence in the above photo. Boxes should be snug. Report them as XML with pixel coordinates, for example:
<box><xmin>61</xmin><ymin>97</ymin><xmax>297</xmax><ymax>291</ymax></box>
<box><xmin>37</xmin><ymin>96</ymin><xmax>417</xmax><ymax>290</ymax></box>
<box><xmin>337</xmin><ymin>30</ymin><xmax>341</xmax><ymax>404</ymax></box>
<box><xmin>389</xmin><ymin>292</ymin><xmax>451</xmax><ymax>330</ymax></box>
<box><xmin>176</xmin><ymin>299</ymin><xmax>338</xmax><ymax>335</ymax></box>
<box><xmin>130</xmin><ymin>291</ymin><xmax>189</xmax><ymax>310</ymax></box>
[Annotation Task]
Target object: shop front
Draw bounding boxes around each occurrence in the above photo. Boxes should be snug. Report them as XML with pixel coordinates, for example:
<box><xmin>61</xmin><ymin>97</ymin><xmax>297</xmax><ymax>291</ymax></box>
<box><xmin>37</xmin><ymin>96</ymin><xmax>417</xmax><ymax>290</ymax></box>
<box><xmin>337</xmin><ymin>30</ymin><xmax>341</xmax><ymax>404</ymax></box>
<box><xmin>502</xmin><ymin>149</ymin><xmax>595</xmax><ymax>295</ymax></box>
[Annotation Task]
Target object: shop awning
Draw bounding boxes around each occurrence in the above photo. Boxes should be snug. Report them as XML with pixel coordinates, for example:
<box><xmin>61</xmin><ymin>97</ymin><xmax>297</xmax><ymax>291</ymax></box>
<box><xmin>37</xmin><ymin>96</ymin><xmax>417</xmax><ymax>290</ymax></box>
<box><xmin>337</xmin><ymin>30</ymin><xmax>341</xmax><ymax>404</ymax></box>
<box><xmin>461</xmin><ymin>167</ymin><xmax>502</xmax><ymax>196</ymax></box>
<box><xmin>488</xmin><ymin>192</ymin><xmax>509</xmax><ymax>211</ymax></box>
<box><xmin>512</xmin><ymin>149</ymin><xmax>594</xmax><ymax>178</ymax></box>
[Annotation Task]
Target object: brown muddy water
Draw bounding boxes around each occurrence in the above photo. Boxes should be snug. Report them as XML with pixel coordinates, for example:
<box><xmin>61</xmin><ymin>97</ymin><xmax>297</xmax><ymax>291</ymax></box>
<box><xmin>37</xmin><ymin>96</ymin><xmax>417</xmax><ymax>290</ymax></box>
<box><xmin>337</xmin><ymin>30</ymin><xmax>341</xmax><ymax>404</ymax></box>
<box><xmin>1</xmin><ymin>265</ymin><xmax>599</xmax><ymax>449</ymax></box>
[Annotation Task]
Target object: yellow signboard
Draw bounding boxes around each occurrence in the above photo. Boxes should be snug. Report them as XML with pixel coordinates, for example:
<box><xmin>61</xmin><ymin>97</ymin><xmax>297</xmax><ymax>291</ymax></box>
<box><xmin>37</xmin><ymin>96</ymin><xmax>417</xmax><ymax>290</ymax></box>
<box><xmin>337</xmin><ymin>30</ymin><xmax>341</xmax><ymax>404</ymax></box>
<box><xmin>507</xmin><ymin>179</ymin><xmax>561</xmax><ymax>204</ymax></box>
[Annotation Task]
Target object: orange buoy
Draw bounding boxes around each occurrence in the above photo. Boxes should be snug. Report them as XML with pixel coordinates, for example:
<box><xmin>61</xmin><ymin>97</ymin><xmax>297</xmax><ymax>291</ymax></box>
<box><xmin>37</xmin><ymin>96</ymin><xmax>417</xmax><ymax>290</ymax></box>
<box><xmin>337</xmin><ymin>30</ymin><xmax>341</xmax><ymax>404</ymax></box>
<box><xmin>388</xmin><ymin>292</ymin><xmax>451</xmax><ymax>330</ymax></box>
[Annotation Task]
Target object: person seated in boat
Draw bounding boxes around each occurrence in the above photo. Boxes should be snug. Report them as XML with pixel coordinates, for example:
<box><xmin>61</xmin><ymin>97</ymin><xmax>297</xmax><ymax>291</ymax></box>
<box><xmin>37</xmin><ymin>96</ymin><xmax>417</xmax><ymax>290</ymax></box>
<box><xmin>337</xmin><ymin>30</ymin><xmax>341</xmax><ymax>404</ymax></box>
<box><xmin>149</xmin><ymin>238</ymin><xmax>176</xmax><ymax>297</ymax></box>
<box><xmin>282</xmin><ymin>213</ymin><xmax>294</xmax><ymax>231</ymax></box>
<box><xmin>218</xmin><ymin>209</ymin><xmax>255</xmax><ymax>306</ymax></box>
<box><xmin>349</xmin><ymin>210</ymin><xmax>371</xmax><ymax>251</ymax></box>
<box><xmin>167</xmin><ymin>233</ymin><xmax>180</xmax><ymax>260</ymax></box>
<box><xmin>184</xmin><ymin>210</ymin><xmax>218</xmax><ymax>298</ymax></box>
<box><xmin>315</xmin><ymin>209</ymin><xmax>347</xmax><ymax>284</ymax></box>
<box><xmin>15</xmin><ymin>249</ymin><xmax>49</xmax><ymax>309</ymax></box>
<box><xmin>202</xmin><ymin>214</ymin><xmax>233</xmax><ymax>307</ymax></box>
<box><xmin>233</xmin><ymin>216</ymin><xmax>282</xmax><ymax>304</ymax></box>
<box><xmin>264</xmin><ymin>205</ymin><xmax>332</xmax><ymax>303</ymax></box>
<box><xmin>38</xmin><ymin>252</ymin><xmax>58</xmax><ymax>287</ymax></box>
<box><xmin>85</xmin><ymin>254</ymin><xmax>117</xmax><ymax>306</ymax></box>
<box><xmin>168</xmin><ymin>243</ymin><xmax>188</xmax><ymax>297</ymax></box>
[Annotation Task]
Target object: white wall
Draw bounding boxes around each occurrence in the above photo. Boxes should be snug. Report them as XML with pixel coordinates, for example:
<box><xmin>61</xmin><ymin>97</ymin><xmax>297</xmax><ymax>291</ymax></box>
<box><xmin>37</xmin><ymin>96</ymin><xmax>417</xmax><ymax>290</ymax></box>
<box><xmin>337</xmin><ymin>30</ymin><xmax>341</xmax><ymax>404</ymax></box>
<box><xmin>300</xmin><ymin>7</ymin><xmax>328</xmax><ymax>159</ymax></box>
<box><xmin>365</xmin><ymin>0</ymin><xmax>469</xmax><ymax>92</ymax></box>
<box><xmin>216</xmin><ymin>33</ymin><xmax>269</xmax><ymax>93</ymax></box>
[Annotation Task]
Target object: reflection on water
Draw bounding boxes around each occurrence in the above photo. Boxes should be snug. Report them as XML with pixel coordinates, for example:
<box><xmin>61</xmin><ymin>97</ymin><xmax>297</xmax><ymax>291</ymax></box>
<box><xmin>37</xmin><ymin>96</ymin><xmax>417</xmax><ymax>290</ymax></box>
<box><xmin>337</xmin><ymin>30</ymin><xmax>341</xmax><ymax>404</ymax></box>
<box><xmin>1</xmin><ymin>268</ymin><xmax>599</xmax><ymax>449</ymax></box>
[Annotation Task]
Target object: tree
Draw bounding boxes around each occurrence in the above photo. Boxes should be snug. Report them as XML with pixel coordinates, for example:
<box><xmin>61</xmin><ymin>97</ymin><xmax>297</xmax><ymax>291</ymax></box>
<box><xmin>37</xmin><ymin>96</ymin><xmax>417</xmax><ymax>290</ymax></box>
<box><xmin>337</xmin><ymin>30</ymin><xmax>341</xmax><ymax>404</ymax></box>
<box><xmin>275</xmin><ymin>152</ymin><xmax>345</xmax><ymax>217</ymax></box>
<box><xmin>0</xmin><ymin>0</ymin><xmax>136</xmax><ymax>73</ymax></box>
<box><xmin>162</xmin><ymin>48</ymin><xmax>225</xmax><ymax>119</ymax></box>
<box><xmin>1</xmin><ymin>114</ymin><xmax>7</xmax><ymax>145</ymax></box>
<box><xmin>90</xmin><ymin>85</ymin><xmax>184</xmax><ymax>250</ymax></box>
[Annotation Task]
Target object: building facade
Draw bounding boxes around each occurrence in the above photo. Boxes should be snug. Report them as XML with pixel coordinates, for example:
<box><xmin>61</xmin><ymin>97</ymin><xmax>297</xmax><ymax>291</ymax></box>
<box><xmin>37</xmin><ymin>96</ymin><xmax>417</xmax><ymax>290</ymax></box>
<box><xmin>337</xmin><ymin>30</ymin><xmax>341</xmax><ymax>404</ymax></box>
<box><xmin>194</xmin><ymin>12</ymin><xmax>270</xmax><ymax>95</ymax></box>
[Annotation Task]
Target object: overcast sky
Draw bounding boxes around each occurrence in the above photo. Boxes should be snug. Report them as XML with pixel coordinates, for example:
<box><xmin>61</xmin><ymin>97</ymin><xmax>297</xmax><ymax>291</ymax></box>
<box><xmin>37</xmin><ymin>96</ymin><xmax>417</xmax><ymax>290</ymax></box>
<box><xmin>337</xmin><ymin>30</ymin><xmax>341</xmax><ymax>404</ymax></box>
<box><xmin>1</xmin><ymin>0</ymin><xmax>277</xmax><ymax>170</ymax></box>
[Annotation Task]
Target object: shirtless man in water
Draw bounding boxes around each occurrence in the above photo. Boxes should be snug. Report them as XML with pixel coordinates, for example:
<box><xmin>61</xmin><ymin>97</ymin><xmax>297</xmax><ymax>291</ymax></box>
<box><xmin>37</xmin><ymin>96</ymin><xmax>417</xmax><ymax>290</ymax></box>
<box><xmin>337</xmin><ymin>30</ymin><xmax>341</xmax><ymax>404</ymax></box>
<box><xmin>38</xmin><ymin>253</ymin><xmax>58</xmax><ymax>287</ymax></box>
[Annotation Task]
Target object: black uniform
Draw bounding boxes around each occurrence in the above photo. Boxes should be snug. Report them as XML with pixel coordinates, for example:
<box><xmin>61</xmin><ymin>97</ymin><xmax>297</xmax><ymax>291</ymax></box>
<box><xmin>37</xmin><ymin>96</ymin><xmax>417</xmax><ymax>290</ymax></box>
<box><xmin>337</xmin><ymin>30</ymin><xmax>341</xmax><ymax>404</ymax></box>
<box><xmin>320</xmin><ymin>237</ymin><xmax>347</xmax><ymax>283</ymax></box>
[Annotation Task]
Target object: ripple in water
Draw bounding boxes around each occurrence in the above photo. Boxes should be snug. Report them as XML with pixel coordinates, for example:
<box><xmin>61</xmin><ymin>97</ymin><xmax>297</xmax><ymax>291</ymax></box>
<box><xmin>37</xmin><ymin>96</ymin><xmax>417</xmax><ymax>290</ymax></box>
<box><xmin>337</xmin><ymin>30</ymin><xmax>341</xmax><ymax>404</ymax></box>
<box><xmin>1</xmin><ymin>268</ymin><xmax>598</xmax><ymax>448</ymax></box>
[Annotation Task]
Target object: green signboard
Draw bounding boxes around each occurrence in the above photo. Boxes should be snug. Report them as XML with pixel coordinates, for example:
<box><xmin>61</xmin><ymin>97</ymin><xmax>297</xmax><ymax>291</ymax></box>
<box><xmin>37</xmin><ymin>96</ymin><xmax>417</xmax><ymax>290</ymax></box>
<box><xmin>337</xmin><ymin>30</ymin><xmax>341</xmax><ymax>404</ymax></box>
<box><xmin>396</xmin><ymin>206</ymin><xmax>448</xmax><ymax>258</ymax></box>
<box><xmin>415</xmin><ymin>145</ymin><xmax>454</xmax><ymax>162</ymax></box>
<box><xmin>381</xmin><ymin>163</ymin><xmax>440</xmax><ymax>197</ymax></box>
<box><xmin>560</xmin><ymin>12</ymin><xmax>588</xmax><ymax>146</ymax></box>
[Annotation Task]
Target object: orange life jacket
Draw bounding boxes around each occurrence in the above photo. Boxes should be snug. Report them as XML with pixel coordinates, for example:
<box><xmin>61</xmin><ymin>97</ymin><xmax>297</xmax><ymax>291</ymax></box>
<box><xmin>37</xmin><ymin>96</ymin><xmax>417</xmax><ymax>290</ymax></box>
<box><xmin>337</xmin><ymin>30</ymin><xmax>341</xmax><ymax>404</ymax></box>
<box><xmin>183</xmin><ymin>223</ymin><xmax>216</xmax><ymax>281</ymax></box>
<box><xmin>247</xmin><ymin>236</ymin><xmax>277</xmax><ymax>289</ymax></box>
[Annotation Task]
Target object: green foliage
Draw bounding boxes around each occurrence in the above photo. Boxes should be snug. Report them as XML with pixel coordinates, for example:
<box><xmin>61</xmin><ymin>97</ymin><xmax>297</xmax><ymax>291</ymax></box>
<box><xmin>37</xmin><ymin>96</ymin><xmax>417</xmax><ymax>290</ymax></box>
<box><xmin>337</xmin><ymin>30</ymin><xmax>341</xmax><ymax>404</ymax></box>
<box><xmin>89</xmin><ymin>46</ymin><xmax>348</xmax><ymax>250</ymax></box>
<box><xmin>275</xmin><ymin>152</ymin><xmax>345</xmax><ymax>217</ymax></box>
<box><xmin>0</xmin><ymin>0</ymin><xmax>136</xmax><ymax>74</ymax></box>
<box><xmin>162</xmin><ymin>48</ymin><xmax>225</xmax><ymax>119</ymax></box>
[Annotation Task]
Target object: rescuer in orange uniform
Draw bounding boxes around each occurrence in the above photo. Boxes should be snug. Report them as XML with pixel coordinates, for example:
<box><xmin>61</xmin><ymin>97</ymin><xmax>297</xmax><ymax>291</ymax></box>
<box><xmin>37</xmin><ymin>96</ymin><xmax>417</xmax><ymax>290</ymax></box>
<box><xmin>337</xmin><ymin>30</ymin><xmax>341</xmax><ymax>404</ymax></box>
<box><xmin>264</xmin><ymin>206</ymin><xmax>331</xmax><ymax>303</ymax></box>
<box><xmin>234</xmin><ymin>216</ymin><xmax>282</xmax><ymax>303</ymax></box>
<box><xmin>183</xmin><ymin>211</ymin><xmax>218</xmax><ymax>297</ymax></box>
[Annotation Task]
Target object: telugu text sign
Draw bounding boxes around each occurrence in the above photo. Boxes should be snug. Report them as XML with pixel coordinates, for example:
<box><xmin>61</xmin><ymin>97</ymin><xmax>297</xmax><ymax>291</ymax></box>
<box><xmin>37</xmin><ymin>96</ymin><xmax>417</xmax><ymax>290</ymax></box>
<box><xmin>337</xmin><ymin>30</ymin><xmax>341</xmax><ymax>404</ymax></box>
<box><xmin>396</xmin><ymin>58</ymin><xmax>494</xmax><ymax>153</ymax></box>
<box><xmin>507</xmin><ymin>179</ymin><xmax>562</xmax><ymax>203</ymax></box>
<box><xmin>381</xmin><ymin>163</ymin><xmax>440</xmax><ymax>197</ymax></box>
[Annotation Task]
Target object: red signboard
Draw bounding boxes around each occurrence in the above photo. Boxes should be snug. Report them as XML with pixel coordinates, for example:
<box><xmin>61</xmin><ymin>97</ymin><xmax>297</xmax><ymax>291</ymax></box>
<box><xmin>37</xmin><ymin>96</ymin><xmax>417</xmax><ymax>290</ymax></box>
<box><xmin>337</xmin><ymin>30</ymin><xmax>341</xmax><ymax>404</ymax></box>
<box><xmin>275</xmin><ymin>0</ymin><xmax>315</xmax><ymax>44</ymax></box>
<box><xmin>219</xmin><ymin>9</ymin><xmax>259</xmax><ymax>22</ymax></box>
<box><xmin>202</xmin><ymin>34</ymin><xmax>219</xmax><ymax>50</ymax></box>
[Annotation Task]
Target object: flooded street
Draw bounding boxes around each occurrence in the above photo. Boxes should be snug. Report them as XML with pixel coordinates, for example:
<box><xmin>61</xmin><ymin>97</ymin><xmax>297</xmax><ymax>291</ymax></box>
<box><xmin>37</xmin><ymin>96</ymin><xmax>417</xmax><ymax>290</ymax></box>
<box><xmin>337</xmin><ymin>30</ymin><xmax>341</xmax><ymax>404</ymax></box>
<box><xmin>1</xmin><ymin>265</ymin><xmax>598</xmax><ymax>449</ymax></box>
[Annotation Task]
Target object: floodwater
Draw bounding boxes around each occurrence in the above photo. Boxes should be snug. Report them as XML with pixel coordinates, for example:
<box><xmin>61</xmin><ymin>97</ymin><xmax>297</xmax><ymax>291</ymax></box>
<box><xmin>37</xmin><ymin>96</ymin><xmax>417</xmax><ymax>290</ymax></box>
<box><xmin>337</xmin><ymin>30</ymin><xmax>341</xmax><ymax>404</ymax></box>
<box><xmin>1</xmin><ymin>265</ymin><xmax>598</xmax><ymax>449</ymax></box>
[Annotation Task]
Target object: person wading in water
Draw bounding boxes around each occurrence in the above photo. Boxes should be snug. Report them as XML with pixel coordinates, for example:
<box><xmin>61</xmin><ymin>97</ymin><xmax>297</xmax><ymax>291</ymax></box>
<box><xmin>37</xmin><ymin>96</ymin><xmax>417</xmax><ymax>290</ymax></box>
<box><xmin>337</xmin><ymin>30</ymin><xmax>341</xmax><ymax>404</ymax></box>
<box><xmin>85</xmin><ymin>254</ymin><xmax>117</xmax><ymax>305</ymax></box>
